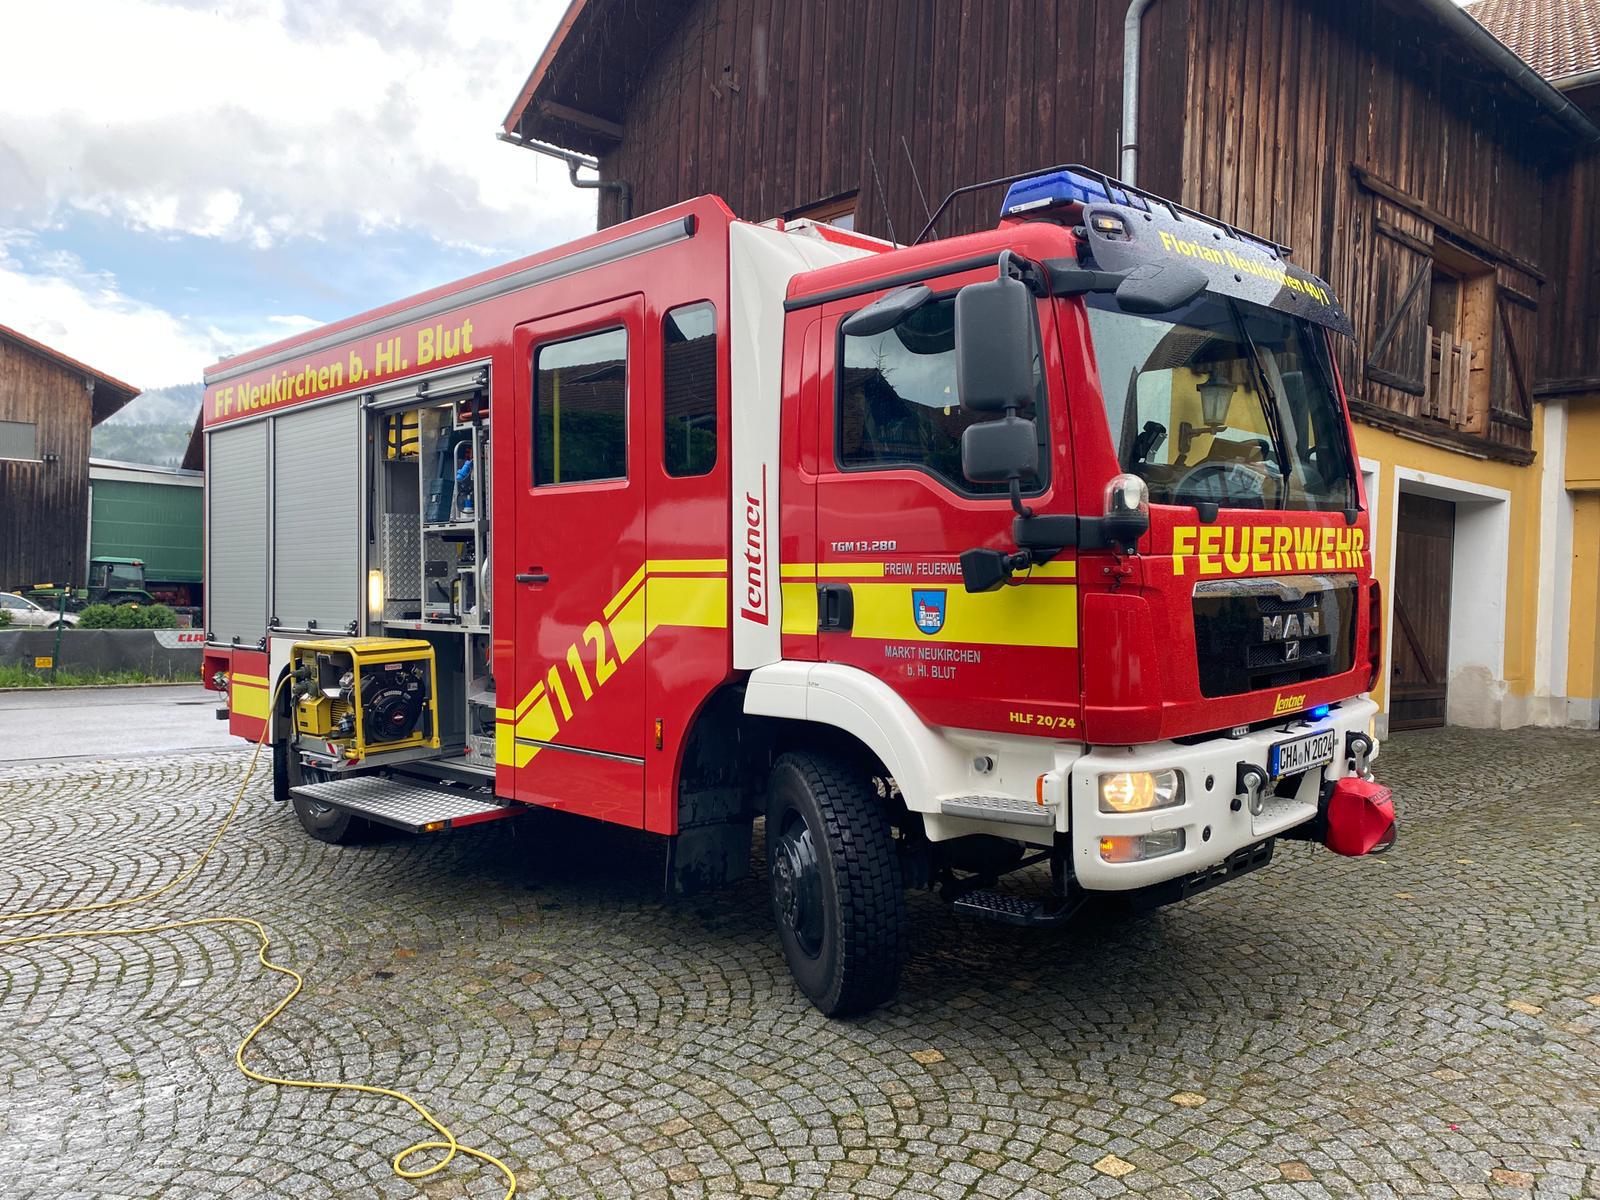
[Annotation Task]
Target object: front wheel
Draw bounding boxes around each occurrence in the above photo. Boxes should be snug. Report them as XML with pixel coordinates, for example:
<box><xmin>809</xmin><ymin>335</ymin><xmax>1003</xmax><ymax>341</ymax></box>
<box><xmin>765</xmin><ymin>751</ymin><xmax>906</xmax><ymax>1016</ymax></box>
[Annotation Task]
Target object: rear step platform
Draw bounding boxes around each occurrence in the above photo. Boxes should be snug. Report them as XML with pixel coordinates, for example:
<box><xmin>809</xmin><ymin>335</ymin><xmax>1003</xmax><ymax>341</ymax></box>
<box><xmin>290</xmin><ymin>775</ymin><xmax>520</xmax><ymax>834</ymax></box>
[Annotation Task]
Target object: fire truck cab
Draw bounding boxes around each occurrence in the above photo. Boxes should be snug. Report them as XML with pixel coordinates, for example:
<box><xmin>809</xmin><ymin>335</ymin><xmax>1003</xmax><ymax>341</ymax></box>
<box><xmin>202</xmin><ymin>167</ymin><xmax>1393</xmax><ymax>1015</ymax></box>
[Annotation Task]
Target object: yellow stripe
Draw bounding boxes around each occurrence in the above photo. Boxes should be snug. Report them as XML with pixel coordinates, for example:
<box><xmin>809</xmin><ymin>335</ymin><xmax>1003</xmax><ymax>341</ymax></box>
<box><xmin>513</xmin><ymin>680</ymin><xmax>546</xmax><ymax>723</ymax></box>
<box><xmin>603</xmin><ymin>563</ymin><xmax>648</xmax><ymax>620</ymax></box>
<box><xmin>781</xmin><ymin>582</ymin><xmax>818</xmax><ymax>635</ymax></box>
<box><xmin>781</xmin><ymin>560</ymin><xmax>1066</xmax><ymax>581</ymax></box>
<box><xmin>646</xmin><ymin>576</ymin><xmax>727</xmax><ymax>633</ymax></box>
<box><xmin>232</xmin><ymin>672</ymin><xmax>269</xmax><ymax>686</ymax></box>
<box><xmin>645</xmin><ymin>558</ymin><xmax>728</xmax><ymax>575</ymax></box>
<box><xmin>851</xmin><ymin>582</ymin><xmax>1077</xmax><ymax>648</ymax></box>
<box><xmin>232</xmin><ymin>681</ymin><xmax>270</xmax><ymax>720</ymax></box>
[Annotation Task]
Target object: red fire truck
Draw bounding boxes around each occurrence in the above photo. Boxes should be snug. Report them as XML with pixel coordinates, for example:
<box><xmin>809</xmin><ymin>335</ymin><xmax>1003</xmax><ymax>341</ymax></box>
<box><xmin>202</xmin><ymin>167</ymin><xmax>1393</xmax><ymax>1015</ymax></box>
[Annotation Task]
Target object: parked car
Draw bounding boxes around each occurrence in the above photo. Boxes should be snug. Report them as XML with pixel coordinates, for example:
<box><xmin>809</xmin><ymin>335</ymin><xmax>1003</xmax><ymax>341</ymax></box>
<box><xmin>0</xmin><ymin>592</ymin><xmax>78</xmax><ymax>629</ymax></box>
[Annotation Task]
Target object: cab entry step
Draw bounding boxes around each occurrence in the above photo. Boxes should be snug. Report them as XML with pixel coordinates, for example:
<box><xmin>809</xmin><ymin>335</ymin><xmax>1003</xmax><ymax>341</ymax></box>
<box><xmin>290</xmin><ymin>775</ymin><xmax>519</xmax><ymax>834</ymax></box>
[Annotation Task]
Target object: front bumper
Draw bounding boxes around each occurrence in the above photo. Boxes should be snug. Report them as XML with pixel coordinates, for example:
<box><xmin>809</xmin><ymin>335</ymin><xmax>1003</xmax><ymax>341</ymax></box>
<box><xmin>1069</xmin><ymin>697</ymin><xmax>1380</xmax><ymax>890</ymax></box>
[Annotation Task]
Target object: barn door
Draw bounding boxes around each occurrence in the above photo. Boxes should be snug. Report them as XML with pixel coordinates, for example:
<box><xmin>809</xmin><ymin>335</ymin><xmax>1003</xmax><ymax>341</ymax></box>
<box><xmin>1488</xmin><ymin>288</ymin><xmax>1536</xmax><ymax>438</ymax></box>
<box><xmin>1389</xmin><ymin>493</ymin><xmax>1455</xmax><ymax>730</ymax></box>
<box><xmin>1361</xmin><ymin>197</ymin><xmax>1435</xmax><ymax>414</ymax></box>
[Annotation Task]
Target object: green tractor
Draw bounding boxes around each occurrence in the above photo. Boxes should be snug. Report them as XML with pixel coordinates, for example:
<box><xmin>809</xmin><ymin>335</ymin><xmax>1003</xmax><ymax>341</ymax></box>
<box><xmin>86</xmin><ymin>556</ymin><xmax>155</xmax><ymax>606</ymax></box>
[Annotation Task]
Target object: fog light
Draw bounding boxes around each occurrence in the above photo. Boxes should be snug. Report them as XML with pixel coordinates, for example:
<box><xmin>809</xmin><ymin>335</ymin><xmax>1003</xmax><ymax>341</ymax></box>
<box><xmin>1099</xmin><ymin>830</ymin><xmax>1186</xmax><ymax>863</ymax></box>
<box><xmin>1098</xmin><ymin>768</ymin><xmax>1183</xmax><ymax>813</ymax></box>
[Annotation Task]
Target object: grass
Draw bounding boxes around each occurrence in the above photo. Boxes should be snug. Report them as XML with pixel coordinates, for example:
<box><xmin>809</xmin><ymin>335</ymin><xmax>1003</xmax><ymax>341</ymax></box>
<box><xmin>0</xmin><ymin>666</ymin><xmax>189</xmax><ymax>689</ymax></box>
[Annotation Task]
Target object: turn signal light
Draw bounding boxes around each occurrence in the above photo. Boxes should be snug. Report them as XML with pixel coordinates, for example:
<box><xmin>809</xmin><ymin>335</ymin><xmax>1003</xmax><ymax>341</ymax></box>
<box><xmin>1099</xmin><ymin>830</ymin><xmax>1186</xmax><ymax>863</ymax></box>
<box><xmin>1098</xmin><ymin>768</ymin><xmax>1183</xmax><ymax>813</ymax></box>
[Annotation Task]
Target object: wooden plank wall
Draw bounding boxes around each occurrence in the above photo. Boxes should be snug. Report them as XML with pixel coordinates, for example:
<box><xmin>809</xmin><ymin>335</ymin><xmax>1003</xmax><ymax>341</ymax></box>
<box><xmin>1537</xmin><ymin>137</ymin><xmax>1600</xmax><ymax>393</ymax></box>
<box><xmin>1175</xmin><ymin>0</ymin><xmax>1566</xmax><ymax>455</ymax></box>
<box><xmin>590</xmin><ymin>0</ymin><xmax>1590</xmax><ymax>422</ymax></box>
<box><xmin>595</xmin><ymin>0</ymin><xmax>1190</xmax><ymax>245</ymax></box>
<box><xmin>0</xmin><ymin>340</ymin><xmax>93</xmax><ymax>589</ymax></box>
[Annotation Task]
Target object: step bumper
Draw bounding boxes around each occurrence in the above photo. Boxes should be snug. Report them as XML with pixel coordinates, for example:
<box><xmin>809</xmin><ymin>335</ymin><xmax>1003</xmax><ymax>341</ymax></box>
<box><xmin>290</xmin><ymin>775</ymin><xmax>519</xmax><ymax>834</ymax></box>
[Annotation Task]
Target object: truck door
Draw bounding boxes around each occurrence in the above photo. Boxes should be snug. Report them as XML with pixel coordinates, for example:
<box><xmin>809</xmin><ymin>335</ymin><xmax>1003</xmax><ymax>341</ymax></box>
<box><xmin>813</xmin><ymin>278</ymin><xmax>1081</xmax><ymax>738</ymax></box>
<box><xmin>509</xmin><ymin>296</ymin><xmax>648</xmax><ymax>825</ymax></box>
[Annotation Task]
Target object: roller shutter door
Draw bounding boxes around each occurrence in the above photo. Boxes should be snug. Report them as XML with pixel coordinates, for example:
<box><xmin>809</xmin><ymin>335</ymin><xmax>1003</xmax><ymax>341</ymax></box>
<box><xmin>273</xmin><ymin>402</ymin><xmax>359</xmax><ymax>632</ymax></box>
<box><xmin>206</xmin><ymin>421</ymin><xmax>269</xmax><ymax>644</ymax></box>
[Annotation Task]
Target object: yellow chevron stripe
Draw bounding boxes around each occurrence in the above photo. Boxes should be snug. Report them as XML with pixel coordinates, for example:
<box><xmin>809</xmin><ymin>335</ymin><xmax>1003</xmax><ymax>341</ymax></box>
<box><xmin>646</xmin><ymin>558</ymin><xmax>728</xmax><ymax>575</ymax></box>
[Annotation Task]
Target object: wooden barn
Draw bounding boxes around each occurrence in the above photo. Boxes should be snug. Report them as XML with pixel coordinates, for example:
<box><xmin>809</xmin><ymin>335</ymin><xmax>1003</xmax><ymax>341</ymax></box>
<box><xmin>0</xmin><ymin>324</ymin><xmax>140</xmax><ymax>591</ymax></box>
<box><xmin>502</xmin><ymin>0</ymin><xmax>1600</xmax><ymax>733</ymax></box>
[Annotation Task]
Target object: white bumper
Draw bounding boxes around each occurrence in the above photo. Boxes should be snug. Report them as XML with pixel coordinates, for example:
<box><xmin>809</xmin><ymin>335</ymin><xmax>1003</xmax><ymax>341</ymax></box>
<box><xmin>1069</xmin><ymin>697</ymin><xmax>1380</xmax><ymax>890</ymax></box>
<box><xmin>746</xmin><ymin>663</ymin><xmax>1381</xmax><ymax>891</ymax></box>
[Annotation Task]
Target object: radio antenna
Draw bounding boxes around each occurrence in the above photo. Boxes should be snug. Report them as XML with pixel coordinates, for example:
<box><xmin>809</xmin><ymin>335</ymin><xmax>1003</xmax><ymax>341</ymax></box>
<box><xmin>901</xmin><ymin>136</ymin><xmax>933</xmax><ymax>227</ymax></box>
<box><xmin>867</xmin><ymin>147</ymin><xmax>898</xmax><ymax>245</ymax></box>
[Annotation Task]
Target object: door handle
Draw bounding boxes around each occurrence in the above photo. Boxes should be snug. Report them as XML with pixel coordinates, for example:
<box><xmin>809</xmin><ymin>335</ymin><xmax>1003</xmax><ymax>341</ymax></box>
<box><xmin>516</xmin><ymin>572</ymin><xmax>550</xmax><ymax>584</ymax></box>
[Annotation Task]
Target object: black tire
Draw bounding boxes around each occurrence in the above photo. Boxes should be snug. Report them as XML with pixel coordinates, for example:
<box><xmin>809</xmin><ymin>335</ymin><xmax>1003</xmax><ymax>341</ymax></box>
<box><xmin>765</xmin><ymin>751</ymin><xmax>906</xmax><ymax>1016</ymax></box>
<box><xmin>281</xmin><ymin>754</ymin><xmax>366</xmax><ymax>845</ymax></box>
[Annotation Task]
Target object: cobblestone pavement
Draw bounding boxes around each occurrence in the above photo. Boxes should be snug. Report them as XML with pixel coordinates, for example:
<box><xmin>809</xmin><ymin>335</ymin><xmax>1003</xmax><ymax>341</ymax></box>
<box><xmin>0</xmin><ymin>728</ymin><xmax>1596</xmax><ymax>1200</ymax></box>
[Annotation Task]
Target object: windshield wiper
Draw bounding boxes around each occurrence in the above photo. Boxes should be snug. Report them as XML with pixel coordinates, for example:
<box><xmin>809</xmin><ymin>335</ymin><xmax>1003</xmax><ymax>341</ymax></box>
<box><xmin>1225</xmin><ymin>300</ymin><xmax>1291</xmax><ymax>509</ymax></box>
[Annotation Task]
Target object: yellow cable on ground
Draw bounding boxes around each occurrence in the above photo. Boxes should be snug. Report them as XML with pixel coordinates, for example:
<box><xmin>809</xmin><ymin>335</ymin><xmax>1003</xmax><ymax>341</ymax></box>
<box><xmin>0</xmin><ymin>677</ymin><xmax>517</xmax><ymax>1199</ymax></box>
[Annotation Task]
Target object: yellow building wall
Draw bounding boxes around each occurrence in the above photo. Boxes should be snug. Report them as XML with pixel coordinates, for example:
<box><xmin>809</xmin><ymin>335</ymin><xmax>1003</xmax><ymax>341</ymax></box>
<box><xmin>1564</xmin><ymin>397</ymin><xmax>1600</xmax><ymax>708</ymax></box>
<box><xmin>1350</xmin><ymin>421</ymin><xmax>1544</xmax><ymax>718</ymax></box>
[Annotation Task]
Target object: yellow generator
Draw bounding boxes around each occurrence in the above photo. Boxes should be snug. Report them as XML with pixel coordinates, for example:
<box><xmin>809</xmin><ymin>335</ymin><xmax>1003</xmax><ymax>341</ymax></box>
<box><xmin>290</xmin><ymin>638</ymin><xmax>440</xmax><ymax>763</ymax></box>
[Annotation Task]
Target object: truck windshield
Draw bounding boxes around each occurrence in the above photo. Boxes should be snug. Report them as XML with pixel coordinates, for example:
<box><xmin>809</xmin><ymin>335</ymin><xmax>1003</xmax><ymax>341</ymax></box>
<box><xmin>1084</xmin><ymin>292</ymin><xmax>1356</xmax><ymax>512</ymax></box>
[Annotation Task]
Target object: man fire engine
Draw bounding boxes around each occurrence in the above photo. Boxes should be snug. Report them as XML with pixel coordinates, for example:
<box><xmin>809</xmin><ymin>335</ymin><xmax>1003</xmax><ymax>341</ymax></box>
<box><xmin>202</xmin><ymin>166</ymin><xmax>1394</xmax><ymax>1015</ymax></box>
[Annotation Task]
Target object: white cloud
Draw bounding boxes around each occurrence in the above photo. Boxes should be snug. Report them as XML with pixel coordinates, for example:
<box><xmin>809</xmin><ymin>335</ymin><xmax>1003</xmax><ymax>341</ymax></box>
<box><xmin>0</xmin><ymin>0</ymin><xmax>596</xmax><ymax>253</ymax></box>
<box><xmin>0</xmin><ymin>234</ymin><xmax>314</xmax><ymax>387</ymax></box>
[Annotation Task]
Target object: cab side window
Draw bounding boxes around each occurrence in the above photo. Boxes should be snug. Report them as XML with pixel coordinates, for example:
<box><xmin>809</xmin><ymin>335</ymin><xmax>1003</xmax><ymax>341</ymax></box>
<box><xmin>662</xmin><ymin>302</ymin><xmax>717</xmax><ymax>477</ymax></box>
<box><xmin>836</xmin><ymin>294</ymin><xmax>1046</xmax><ymax>494</ymax></box>
<box><xmin>533</xmin><ymin>328</ymin><xmax>627</xmax><ymax>485</ymax></box>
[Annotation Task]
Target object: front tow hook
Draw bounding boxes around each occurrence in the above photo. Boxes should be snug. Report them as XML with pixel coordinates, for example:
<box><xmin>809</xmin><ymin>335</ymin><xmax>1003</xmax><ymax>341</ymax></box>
<box><xmin>1234</xmin><ymin>764</ymin><xmax>1269</xmax><ymax>816</ymax></box>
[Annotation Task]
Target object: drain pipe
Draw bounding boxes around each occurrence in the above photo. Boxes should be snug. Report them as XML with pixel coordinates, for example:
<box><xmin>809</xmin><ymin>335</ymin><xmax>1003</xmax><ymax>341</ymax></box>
<box><xmin>1119</xmin><ymin>0</ymin><xmax>1158</xmax><ymax>184</ymax></box>
<box><xmin>496</xmin><ymin>130</ymin><xmax>634</xmax><ymax>222</ymax></box>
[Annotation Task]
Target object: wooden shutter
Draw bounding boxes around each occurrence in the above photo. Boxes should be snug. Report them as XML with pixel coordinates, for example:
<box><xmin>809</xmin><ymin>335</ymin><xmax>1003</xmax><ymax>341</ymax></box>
<box><xmin>1489</xmin><ymin>288</ymin><xmax>1536</xmax><ymax>433</ymax></box>
<box><xmin>1361</xmin><ymin>198</ymin><xmax>1435</xmax><ymax>411</ymax></box>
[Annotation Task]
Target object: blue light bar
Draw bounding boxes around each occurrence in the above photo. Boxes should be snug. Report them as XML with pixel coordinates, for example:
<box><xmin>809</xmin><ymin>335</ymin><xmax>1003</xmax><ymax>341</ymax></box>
<box><xmin>1311</xmin><ymin>704</ymin><xmax>1331</xmax><ymax>719</ymax></box>
<box><xmin>999</xmin><ymin>170</ymin><xmax>1147</xmax><ymax>219</ymax></box>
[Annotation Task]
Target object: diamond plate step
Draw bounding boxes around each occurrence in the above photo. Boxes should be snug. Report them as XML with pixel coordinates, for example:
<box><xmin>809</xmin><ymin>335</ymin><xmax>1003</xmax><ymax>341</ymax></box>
<box><xmin>290</xmin><ymin>774</ymin><xmax>517</xmax><ymax>834</ymax></box>
<box><xmin>939</xmin><ymin>794</ymin><xmax>1055</xmax><ymax>827</ymax></box>
<box><xmin>951</xmin><ymin>889</ymin><xmax>1084</xmax><ymax>928</ymax></box>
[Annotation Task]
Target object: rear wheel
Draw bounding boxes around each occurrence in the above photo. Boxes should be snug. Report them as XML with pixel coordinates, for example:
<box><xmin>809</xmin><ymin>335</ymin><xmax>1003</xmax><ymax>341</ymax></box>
<box><xmin>280</xmin><ymin>753</ymin><xmax>366</xmax><ymax>845</ymax></box>
<box><xmin>765</xmin><ymin>751</ymin><xmax>906</xmax><ymax>1016</ymax></box>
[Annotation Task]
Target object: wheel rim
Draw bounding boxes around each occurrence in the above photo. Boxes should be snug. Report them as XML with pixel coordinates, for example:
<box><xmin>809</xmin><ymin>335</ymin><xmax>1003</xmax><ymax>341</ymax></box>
<box><xmin>772</xmin><ymin>809</ymin><xmax>825</xmax><ymax>958</ymax></box>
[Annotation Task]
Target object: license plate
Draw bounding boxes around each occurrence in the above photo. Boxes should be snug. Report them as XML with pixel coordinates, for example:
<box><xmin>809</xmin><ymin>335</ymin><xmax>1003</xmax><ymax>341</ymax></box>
<box><xmin>1270</xmin><ymin>729</ymin><xmax>1337</xmax><ymax>778</ymax></box>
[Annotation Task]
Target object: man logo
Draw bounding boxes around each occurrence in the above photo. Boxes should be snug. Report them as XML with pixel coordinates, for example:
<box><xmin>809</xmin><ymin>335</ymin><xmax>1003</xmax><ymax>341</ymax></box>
<box><xmin>1284</xmin><ymin>641</ymin><xmax>1302</xmax><ymax>662</ymax></box>
<box><xmin>1262</xmin><ymin>611</ymin><xmax>1321</xmax><ymax>641</ymax></box>
<box><xmin>912</xmin><ymin>589</ymin><xmax>946</xmax><ymax>636</ymax></box>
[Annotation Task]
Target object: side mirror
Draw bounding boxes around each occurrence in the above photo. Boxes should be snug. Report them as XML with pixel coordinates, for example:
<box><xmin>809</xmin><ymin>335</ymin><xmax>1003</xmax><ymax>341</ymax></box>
<box><xmin>954</xmin><ymin>275</ymin><xmax>1035</xmax><ymax>413</ymax></box>
<box><xmin>841</xmin><ymin>284</ymin><xmax>932</xmax><ymax>337</ymax></box>
<box><xmin>1114</xmin><ymin>262</ymin><xmax>1207</xmax><ymax>314</ymax></box>
<box><xmin>961</xmin><ymin>415</ymin><xmax>1038</xmax><ymax>484</ymax></box>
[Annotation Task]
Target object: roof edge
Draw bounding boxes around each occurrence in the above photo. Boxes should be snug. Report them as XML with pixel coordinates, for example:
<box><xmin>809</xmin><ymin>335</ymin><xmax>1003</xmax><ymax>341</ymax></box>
<box><xmin>501</xmin><ymin>0</ymin><xmax>593</xmax><ymax>134</ymax></box>
<box><xmin>1428</xmin><ymin>0</ymin><xmax>1600</xmax><ymax>144</ymax></box>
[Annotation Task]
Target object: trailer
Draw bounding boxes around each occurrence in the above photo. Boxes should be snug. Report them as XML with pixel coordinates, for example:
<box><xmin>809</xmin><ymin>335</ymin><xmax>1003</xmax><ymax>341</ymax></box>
<box><xmin>202</xmin><ymin>168</ymin><xmax>1394</xmax><ymax>1015</ymax></box>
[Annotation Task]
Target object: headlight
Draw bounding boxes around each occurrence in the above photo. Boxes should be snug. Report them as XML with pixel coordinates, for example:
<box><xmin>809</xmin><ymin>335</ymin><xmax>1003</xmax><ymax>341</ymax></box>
<box><xmin>1098</xmin><ymin>768</ymin><xmax>1184</xmax><ymax>813</ymax></box>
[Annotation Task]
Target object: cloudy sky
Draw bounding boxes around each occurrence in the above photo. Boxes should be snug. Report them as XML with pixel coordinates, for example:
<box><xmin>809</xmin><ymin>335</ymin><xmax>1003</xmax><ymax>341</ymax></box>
<box><xmin>0</xmin><ymin>0</ymin><xmax>597</xmax><ymax>389</ymax></box>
